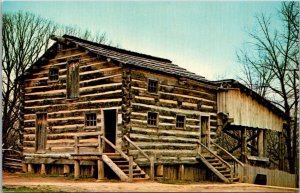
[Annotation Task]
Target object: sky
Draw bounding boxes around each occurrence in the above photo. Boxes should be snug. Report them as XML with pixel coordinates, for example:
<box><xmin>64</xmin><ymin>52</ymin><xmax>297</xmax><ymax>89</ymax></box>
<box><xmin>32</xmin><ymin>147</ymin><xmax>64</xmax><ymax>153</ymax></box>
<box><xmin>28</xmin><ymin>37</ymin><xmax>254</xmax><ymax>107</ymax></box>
<box><xmin>2</xmin><ymin>1</ymin><xmax>283</xmax><ymax>80</ymax></box>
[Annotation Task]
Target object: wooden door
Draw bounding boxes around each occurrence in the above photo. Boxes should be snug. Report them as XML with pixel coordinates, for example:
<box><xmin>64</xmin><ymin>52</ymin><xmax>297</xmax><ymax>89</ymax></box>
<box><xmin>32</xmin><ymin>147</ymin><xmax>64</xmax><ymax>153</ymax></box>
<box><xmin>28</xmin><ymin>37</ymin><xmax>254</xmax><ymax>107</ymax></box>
<box><xmin>103</xmin><ymin>109</ymin><xmax>117</xmax><ymax>153</ymax></box>
<box><xmin>67</xmin><ymin>59</ymin><xmax>79</xmax><ymax>99</ymax></box>
<box><xmin>201</xmin><ymin>116</ymin><xmax>210</xmax><ymax>148</ymax></box>
<box><xmin>35</xmin><ymin>113</ymin><xmax>47</xmax><ymax>153</ymax></box>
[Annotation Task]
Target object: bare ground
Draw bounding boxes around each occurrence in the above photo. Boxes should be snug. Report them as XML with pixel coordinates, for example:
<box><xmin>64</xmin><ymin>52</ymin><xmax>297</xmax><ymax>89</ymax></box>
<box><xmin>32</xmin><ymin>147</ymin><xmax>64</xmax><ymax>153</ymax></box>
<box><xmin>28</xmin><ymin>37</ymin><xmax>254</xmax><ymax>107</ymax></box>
<box><xmin>2</xmin><ymin>172</ymin><xmax>298</xmax><ymax>192</ymax></box>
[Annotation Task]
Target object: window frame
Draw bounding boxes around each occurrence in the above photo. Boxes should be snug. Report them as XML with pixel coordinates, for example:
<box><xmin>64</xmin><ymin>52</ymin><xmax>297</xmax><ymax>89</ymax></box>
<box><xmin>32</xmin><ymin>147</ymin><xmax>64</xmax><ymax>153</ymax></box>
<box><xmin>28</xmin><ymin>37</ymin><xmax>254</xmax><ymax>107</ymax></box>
<box><xmin>147</xmin><ymin>111</ymin><xmax>158</xmax><ymax>127</ymax></box>
<box><xmin>85</xmin><ymin>112</ymin><xmax>97</xmax><ymax>128</ymax></box>
<box><xmin>48</xmin><ymin>67</ymin><xmax>59</xmax><ymax>82</ymax></box>
<box><xmin>147</xmin><ymin>78</ymin><xmax>159</xmax><ymax>94</ymax></box>
<box><xmin>176</xmin><ymin>114</ymin><xmax>186</xmax><ymax>129</ymax></box>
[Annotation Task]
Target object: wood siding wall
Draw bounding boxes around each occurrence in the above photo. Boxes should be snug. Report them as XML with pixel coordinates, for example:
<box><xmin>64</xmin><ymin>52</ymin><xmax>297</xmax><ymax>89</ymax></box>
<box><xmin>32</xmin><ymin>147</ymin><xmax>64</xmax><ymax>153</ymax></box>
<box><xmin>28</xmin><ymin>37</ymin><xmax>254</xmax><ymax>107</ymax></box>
<box><xmin>217</xmin><ymin>89</ymin><xmax>284</xmax><ymax>132</ymax></box>
<box><xmin>128</xmin><ymin>68</ymin><xmax>218</xmax><ymax>164</ymax></box>
<box><xmin>23</xmin><ymin>46</ymin><xmax>123</xmax><ymax>154</ymax></box>
<box><xmin>237</xmin><ymin>164</ymin><xmax>297</xmax><ymax>188</ymax></box>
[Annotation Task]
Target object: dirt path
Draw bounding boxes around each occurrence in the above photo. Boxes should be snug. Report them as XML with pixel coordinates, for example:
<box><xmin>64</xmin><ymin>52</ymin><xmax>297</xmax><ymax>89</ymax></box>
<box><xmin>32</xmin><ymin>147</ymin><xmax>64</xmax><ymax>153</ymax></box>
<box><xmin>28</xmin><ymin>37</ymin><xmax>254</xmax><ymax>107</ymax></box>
<box><xmin>2</xmin><ymin>172</ymin><xmax>298</xmax><ymax>192</ymax></box>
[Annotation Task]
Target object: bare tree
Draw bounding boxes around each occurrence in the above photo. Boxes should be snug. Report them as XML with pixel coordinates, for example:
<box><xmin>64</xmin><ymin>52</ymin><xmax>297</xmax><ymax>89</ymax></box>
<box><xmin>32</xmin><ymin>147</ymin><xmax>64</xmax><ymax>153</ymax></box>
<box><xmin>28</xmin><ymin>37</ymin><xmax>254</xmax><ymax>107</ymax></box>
<box><xmin>236</xmin><ymin>2</ymin><xmax>299</xmax><ymax>174</ymax></box>
<box><xmin>2</xmin><ymin>12</ymin><xmax>57</xmax><ymax>150</ymax></box>
<box><xmin>2</xmin><ymin>11</ymin><xmax>114</xmax><ymax>151</ymax></box>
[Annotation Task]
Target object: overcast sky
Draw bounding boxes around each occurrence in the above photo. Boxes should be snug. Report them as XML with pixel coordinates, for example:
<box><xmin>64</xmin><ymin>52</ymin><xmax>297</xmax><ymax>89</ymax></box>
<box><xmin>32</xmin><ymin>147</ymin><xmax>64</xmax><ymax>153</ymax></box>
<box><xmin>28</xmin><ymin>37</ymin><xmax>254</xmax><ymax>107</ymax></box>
<box><xmin>3</xmin><ymin>1</ymin><xmax>282</xmax><ymax>80</ymax></box>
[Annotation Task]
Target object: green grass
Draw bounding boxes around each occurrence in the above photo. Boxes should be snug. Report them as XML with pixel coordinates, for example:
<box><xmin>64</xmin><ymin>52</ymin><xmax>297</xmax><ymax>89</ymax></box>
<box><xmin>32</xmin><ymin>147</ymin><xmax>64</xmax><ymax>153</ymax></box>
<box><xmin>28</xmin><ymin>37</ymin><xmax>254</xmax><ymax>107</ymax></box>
<box><xmin>3</xmin><ymin>185</ymin><xmax>65</xmax><ymax>192</ymax></box>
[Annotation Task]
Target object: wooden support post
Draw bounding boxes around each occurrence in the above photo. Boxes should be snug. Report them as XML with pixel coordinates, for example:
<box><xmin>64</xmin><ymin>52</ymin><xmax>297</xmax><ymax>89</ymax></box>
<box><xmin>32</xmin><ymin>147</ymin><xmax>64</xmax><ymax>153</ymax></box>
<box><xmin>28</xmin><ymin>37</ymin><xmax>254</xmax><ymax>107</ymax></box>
<box><xmin>257</xmin><ymin>129</ymin><xmax>264</xmax><ymax>157</ymax></box>
<box><xmin>91</xmin><ymin>165</ymin><xmax>95</xmax><ymax>177</ymax></box>
<box><xmin>28</xmin><ymin>163</ymin><xmax>33</xmax><ymax>174</ymax></box>
<box><xmin>179</xmin><ymin>164</ymin><xmax>185</xmax><ymax>180</ymax></box>
<box><xmin>156</xmin><ymin>164</ymin><xmax>164</xmax><ymax>177</ymax></box>
<box><xmin>41</xmin><ymin>164</ymin><xmax>46</xmax><ymax>175</ymax></box>
<box><xmin>150</xmin><ymin>155</ymin><xmax>155</xmax><ymax>180</ymax></box>
<box><xmin>63</xmin><ymin>164</ymin><xmax>70</xmax><ymax>175</ymax></box>
<box><xmin>263</xmin><ymin>130</ymin><xmax>267</xmax><ymax>157</ymax></box>
<box><xmin>241</xmin><ymin>128</ymin><xmax>247</xmax><ymax>163</ymax></box>
<box><xmin>97</xmin><ymin>159</ymin><xmax>105</xmax><ymax>181</ymax></box>
<box><xmin>22</xmin><ymin>163</ymin><xmax>28</xmax><ymax>173</ymax></box>
<box><xmin>129</xmin><ymin>156</ymin><xmax>133</xmax><ymax>182</ymax></box>
<box><xmin>74</xmin><ymin>160</ymin><xmax>80</xmax><ymax>179</ymax></box>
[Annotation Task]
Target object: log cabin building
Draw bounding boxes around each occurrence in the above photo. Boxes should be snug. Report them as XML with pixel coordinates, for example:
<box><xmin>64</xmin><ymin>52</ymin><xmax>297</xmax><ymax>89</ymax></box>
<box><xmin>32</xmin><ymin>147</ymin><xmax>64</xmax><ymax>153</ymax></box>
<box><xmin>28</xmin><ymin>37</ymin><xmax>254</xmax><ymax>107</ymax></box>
<box><xmin>20</xmin><ymin>34</ymin><xmax>286</xmax><ymax>183</ymax></box>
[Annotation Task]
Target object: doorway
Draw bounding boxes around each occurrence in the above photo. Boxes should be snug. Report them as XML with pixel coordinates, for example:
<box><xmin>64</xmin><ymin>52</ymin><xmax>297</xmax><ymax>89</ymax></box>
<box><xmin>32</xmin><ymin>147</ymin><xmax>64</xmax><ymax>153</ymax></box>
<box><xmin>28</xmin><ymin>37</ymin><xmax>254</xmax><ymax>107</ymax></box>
<box><xmin>103</xmin><ymin>109</ymin><xmax>117</xmax><ymax>153</ymax></box>
<box><xmin>200</xmin><ymin>116</ymin><xmax>210</xmax><ymax>148</ymax></box>
<box><xmin>35</xmin><ymin>113</ymin><xmax>47</xmax><ymax>153</ymax></box>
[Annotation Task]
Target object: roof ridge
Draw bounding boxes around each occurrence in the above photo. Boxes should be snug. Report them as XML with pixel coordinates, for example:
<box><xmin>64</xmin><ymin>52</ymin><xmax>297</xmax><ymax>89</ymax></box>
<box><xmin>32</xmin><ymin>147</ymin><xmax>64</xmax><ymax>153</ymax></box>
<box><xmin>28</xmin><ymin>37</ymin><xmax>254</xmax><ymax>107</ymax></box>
<box><xmin>62</xmin><ymin>34</ymin><xmax>172</xmax><ymax>63</ymax></box>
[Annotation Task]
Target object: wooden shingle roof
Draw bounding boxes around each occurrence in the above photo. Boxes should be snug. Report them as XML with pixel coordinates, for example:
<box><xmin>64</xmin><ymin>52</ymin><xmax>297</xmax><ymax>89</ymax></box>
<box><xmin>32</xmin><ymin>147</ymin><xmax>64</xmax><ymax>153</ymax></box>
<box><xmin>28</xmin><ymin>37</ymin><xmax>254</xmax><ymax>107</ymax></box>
<box><xmin>62</xmin><ymin>35</ymin><xmax>210</xmax><ymax>83</ymax></box>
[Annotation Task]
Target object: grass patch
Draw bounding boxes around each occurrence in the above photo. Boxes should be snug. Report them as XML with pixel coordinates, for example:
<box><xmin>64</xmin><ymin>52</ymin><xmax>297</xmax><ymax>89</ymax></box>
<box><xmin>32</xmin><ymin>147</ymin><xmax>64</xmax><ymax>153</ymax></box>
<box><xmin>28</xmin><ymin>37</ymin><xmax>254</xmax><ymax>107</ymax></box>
<box><xmin>3</xmin><ymin>185</ymin><xmax>64</xmax><ymax>192</ymax></box>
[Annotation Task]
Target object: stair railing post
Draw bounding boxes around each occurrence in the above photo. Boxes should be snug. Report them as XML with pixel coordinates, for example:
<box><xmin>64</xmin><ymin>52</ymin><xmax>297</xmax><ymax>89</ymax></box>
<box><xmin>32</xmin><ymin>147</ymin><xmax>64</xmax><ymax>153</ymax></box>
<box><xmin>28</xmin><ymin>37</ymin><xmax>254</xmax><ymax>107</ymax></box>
<box><xmin>230</xmin><ymin>165</ymin><xmax>234</xmax><ymax>183</ymax></box>
<box><xmin>129</xmin><ymin>156</ymin><xmax>133</xmax><ymax>182</ymax></box>
<box><xmin>150</xmin><ymin>155</ymin><xmax>155</xmax><ymax>180</ymax></box>
<box><xmin>98</xmin><ymin>133</ymin><xmax>102</xmax><ymax>153</ymax></box>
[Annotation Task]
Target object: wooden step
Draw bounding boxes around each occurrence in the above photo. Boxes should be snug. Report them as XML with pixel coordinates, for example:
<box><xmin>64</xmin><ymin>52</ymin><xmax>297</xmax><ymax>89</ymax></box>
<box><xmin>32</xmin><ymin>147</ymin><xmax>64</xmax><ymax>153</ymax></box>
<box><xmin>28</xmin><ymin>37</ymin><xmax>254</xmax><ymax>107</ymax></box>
<box><xmin>118</xmin><ymin>165</ymin><xmax>137</xmax><ymax>169</ymax></box>
<box><xmin>220</xmin><ymin>170</ymin><xmax>231</xmax><ymax>175</ymax></box>
<box><xmin>122</xmin><ymin>169</ymin><xmax>142</xmax><ymax>174</ymax></box>
<box><xmin>211</xmin><ymin>162</ymin><xmax>222</xmax><ymax>166</ymax></box>
<box><xmin>132</xmin><ymin>173</ymin><xmax>146</xmax><ymax>177</ymax></box>
<box><xmin>206</xmin><ymin>159</ymin><xmax>219</xmax><ymax>163</ymax></box>
<box><xmin>223</xmin><ymin>173</ymin><xmax>232</xmax><ymax>178</ymax></box>
<box><xmin>214</xmin><ymin>166</ymin><xmax>227</xmax><ymax>171</ymax></box>
<box><xmin>113</xmin><ymin>160</ymin><xmax>129</xmax><ymax>165</ymax></box>
<box><xmin>233</xmin><ymin>177</ymin><xmax>240</xmax><ymax>182</ymax></box>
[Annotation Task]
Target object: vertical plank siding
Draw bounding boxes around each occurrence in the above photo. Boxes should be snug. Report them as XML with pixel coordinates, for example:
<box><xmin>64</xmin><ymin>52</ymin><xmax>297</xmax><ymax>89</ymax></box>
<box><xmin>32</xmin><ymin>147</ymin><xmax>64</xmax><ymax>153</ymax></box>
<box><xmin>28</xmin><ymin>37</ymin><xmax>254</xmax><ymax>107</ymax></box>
<box><xmin>217</xmin><ymin>90</ymin><xmax>284</xmax><ymax>131</ymax></box>
<box><xmin>23</xmin><ymin>46</ymin><xmax>123</xmax><ymax>154</ymax></box>
<box><xmin>129</xmin><ymin>69</ymin><xmax>218</xmax><ymax>164</ymax></box>
<box><xmin>242</xmin><ymin>164</ymin><xmax>297</xmax><ymax>188</ymax></box>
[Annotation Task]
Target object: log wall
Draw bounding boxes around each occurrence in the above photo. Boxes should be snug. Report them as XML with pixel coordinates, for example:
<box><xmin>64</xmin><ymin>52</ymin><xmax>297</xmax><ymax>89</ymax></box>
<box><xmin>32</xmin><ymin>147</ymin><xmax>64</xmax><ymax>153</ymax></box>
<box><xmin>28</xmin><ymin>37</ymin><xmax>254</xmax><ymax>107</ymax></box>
<box><xmin>23</xmin><ymin>45</ymin><xmax>123</xmax><ymax>154</ymax></box>
<box><xmin>128</xmin><ymin>68</ymin><xmax>218</xmax><ymax>164</ymax></box>
<box><xmin>217</xmin><ymin>89</ymin><xmax>284</xmax><ymax>131</ymax></box>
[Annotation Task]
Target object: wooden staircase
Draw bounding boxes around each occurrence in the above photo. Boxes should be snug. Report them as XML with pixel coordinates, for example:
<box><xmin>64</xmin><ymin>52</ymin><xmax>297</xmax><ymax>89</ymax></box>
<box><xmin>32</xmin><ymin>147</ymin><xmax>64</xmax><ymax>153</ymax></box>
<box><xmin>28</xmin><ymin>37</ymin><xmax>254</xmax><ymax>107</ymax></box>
<box><xmin>198</xmin><ymin>154</ymin><xmax>239</xmax><ymax>183</ymax></box>
<box><xmin>103</xmin><ymin>153</ymin><xmax>149</xmax><ymax>181</ymax></box>
<box><xmin>197</xmin><ymin>142</ymin><xmax>244</xmax><ymax>183</ymax></box>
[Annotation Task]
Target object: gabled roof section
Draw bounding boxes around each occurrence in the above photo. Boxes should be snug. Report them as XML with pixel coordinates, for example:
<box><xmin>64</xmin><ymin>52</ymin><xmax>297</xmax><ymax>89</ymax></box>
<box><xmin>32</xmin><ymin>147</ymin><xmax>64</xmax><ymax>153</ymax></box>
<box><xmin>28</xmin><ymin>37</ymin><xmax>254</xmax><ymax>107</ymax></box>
<box><xmin>61</xmin><ymin>34</ymin><xmax>209</xmax><ymax>83</ymax></box>
<box><xmin>213</xmin><ymin>79</ymin><xmax>286</xmax><ymax>118</ymax></box>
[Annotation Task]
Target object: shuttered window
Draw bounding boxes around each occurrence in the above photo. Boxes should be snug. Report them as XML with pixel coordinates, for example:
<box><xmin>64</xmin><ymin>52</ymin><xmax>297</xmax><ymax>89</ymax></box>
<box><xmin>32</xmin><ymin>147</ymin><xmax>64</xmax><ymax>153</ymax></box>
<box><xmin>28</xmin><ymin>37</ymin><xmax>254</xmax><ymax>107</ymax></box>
<box><xmin>67</xmin><ymin>58</ymin><xmax>80</xmax><ymax>99</ymax></box>
<box><xmin>176</xmin><ymin>115</ymin><xmax>185</xmax><ymax>129</ymax></box>
<box><xmin>148</xmin><ymin>79</ymin><xmax>158</xmax><ymax>93</ymax></box>
<box><xmin>49</xmin><ymin>68</ymin><xmax>59</xmax><ymax>81</ymax></box>
<box><xmin>85</xmin><ymin>113</ymin><xmax>97</xmax><ymax>127</ymax></box>
<box><xmin>147</xmin><ymin>112</ymin><xmax>158</xmax><ymax>126</ymax></box>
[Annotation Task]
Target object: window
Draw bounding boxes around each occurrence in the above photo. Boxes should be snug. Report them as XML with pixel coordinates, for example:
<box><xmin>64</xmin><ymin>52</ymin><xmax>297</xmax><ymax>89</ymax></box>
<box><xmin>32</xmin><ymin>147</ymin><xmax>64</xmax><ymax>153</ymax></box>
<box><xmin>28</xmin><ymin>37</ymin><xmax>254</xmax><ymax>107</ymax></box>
<box><xmin>147</xmin><ymin>112</ymin><xmax>158</xmax><ymax>126</ymax></box>
<box><xmin>49</xmin><ymin>68</ymin><xmax>59</xmax><ymax>81</ymax></box>
<box><xmin>58</xmin><ymin>43</ymin><xmax>64</xmax><ymax>50</ymax></box>
<box><xmin>67</xmin><ymin>59</ymin><xmax>80</xmax><ymax>99</ymax></box>
<box><xmin>85</xmin><ymin>113</ymin><xmax>97</xmax><ymax>127</ymax></box>
<box><xmin>176</xmin><ymin>115</ymin><xmax>185</xmax><ymax>128</ymax></box>
<box><xmin>148</xmin><ymin>79</ymin><xmax>158</xmax><ymax>93</ymax></box>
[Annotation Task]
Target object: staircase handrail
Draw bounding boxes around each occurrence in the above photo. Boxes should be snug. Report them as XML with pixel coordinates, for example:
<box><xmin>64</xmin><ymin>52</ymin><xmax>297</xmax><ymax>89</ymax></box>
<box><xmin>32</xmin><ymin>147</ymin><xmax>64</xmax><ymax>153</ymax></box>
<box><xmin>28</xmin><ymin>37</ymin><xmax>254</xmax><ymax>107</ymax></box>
<box><xmin>101</xmin><ymin>136</ymin><xmax>130</xmax><ymax>161</ymax></box>
<box><xmin>198</xmin><ymin>142</ymin><xmax>232</xmax><ymax>169</ymax></box>
<box><xmin>74</xmin><ymin>131</ymin><xmax>103</xmax><ymax>154</ymax></box>
<box><xmin>124</xmin><ymin>135</ymin><xmax>150</xmax><ymax>161</ymax></box>
<box><xmin>211</xmin><ymin>141</ymin><xmax>244</xmax><ymax>167</ymax></box>
<box><xmin>124</xmin><ymin>135</ymin><xmax>154</xmax><ymax>180</ymax></box>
